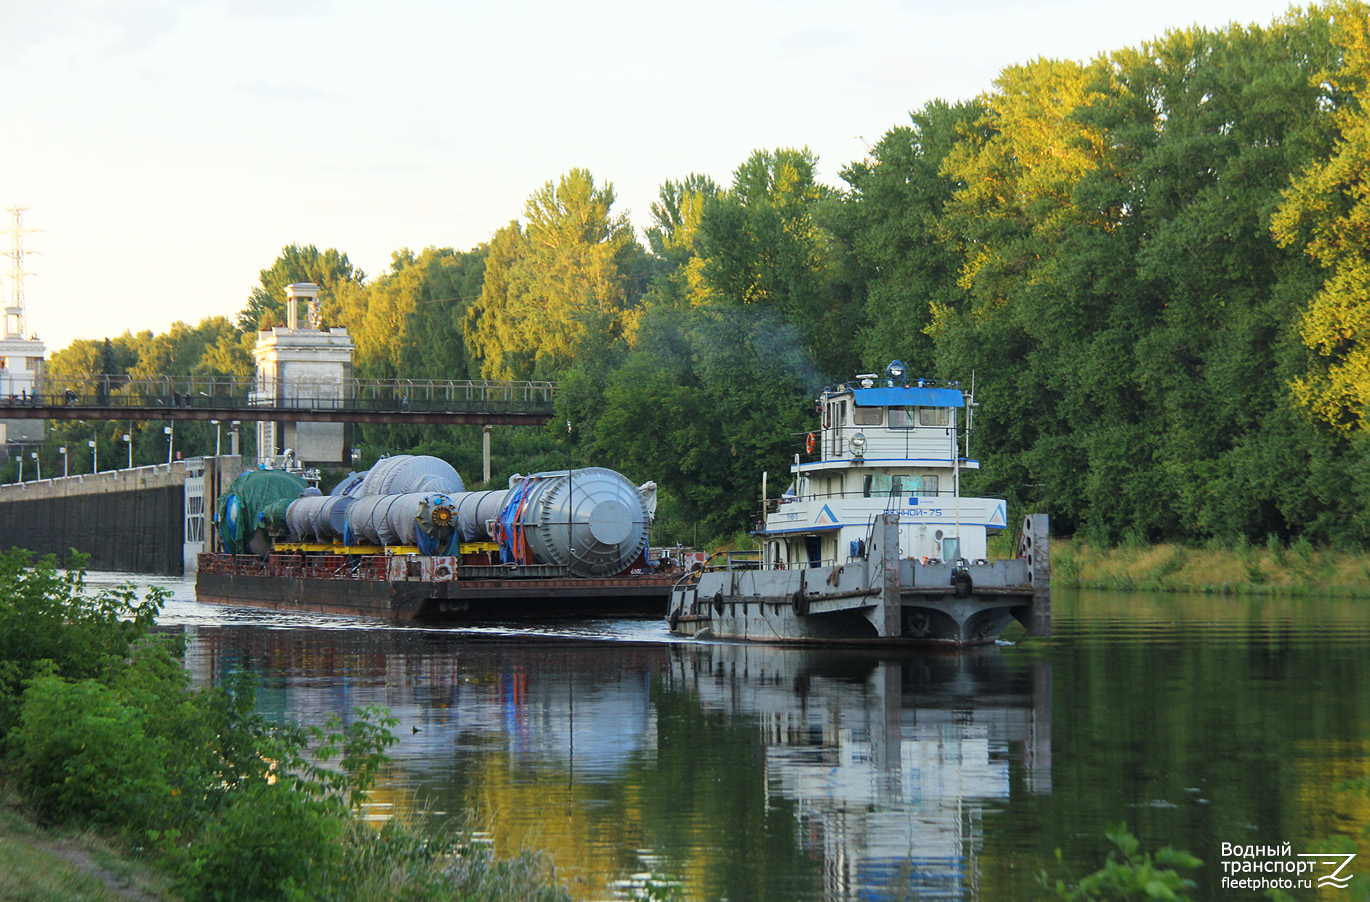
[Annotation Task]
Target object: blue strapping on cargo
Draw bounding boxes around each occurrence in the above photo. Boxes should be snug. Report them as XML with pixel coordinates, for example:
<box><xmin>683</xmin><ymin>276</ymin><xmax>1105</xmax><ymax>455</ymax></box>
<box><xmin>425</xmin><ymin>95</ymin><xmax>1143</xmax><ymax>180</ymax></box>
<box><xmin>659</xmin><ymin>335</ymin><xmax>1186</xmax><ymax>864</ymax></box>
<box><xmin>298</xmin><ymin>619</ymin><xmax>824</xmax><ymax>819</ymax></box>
<box><xmin>851</xmin><ymin>386</ymin><xmax>964</xmax><ymax>408</ymax></box>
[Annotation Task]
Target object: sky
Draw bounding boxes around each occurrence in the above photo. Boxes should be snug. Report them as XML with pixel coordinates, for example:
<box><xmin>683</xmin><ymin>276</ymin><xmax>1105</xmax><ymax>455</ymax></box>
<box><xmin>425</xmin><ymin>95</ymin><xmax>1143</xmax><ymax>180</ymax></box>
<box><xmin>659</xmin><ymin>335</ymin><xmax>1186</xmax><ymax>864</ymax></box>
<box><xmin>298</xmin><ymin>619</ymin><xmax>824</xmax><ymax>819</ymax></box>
<box><xmin>3</xmin><ymin>0</ymin><xmax>1311</xmax><ymax>355</ymax></box>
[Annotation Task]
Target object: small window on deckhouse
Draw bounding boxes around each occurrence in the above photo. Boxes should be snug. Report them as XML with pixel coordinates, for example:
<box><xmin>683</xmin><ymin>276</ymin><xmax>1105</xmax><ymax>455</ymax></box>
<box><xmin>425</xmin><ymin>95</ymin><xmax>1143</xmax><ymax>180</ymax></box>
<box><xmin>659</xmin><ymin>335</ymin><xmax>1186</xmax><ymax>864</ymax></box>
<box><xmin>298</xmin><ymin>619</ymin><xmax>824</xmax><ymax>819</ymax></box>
<box><xmin>854</xmin><ymin>406</ymin><xmax>882</xmax><ymax>426</ymax></box>
<box><xmin>863</xmin><ymin>474</ymin><xmax>905</xmax><ymax>497</ymax></box>
<box><xmin>918</xmin><ymin>407</ymin><xmax>950</xmax><ymax>427</ymax></box>
<box><xmin>908</xmin><ymin>475</ymin><xmax>939</xmax><ymax>497</ymax></box>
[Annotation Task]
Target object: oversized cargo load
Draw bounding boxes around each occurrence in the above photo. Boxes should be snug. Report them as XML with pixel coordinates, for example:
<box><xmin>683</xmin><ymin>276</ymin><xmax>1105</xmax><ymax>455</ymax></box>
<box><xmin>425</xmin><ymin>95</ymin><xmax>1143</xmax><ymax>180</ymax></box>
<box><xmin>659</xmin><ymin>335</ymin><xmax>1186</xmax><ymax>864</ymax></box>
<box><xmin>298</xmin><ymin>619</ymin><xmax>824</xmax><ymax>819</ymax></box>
<box><xmin>215</xmin><ymin>469</ymin><xmax>311</xmax><ymax>555</ymax></box>
<box><xmin>494</xmin><ymin>468</ymin><xmax>650</xmax><ymax>577</ymax></box>
<box><xmin>357</xmin><ymin>455</ymin><xmax>464</xmax><ymax>496</ymax></box>
<box><xmin>265</xmin><ymin>458</ymin><xmax>651</xmax><ymax>578</ymax></box>
<box><xmin>454</xmin><ymin>490</ymin><xmax>509</xmax><ymax>541</ymax></box>
<box><xmin>286</xmin><ymin>494</ymin><xmax>356</xmax><ymax>543</ymax></box>
<box><xmin>343</xmin><ymin>491</ymin><xmax>459</xmax><ymax>554</ymax></box>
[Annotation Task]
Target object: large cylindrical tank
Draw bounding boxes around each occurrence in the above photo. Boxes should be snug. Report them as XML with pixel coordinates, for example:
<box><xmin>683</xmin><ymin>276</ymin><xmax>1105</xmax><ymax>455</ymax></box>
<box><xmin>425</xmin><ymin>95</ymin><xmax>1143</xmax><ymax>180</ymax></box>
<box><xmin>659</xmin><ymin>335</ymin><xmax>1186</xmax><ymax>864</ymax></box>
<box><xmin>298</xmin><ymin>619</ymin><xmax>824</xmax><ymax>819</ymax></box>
<box><xmin>357</xmin><ymin>455</ymin><xmax>464</xmax><ymax>496</ymax></box>
<box><xmin>455</xmin><ymin>490</ymin><xmax>510</xmax><ymax>541</ymax></box>
<box><xmin>344</xmin><ymin>492</ymin><xmax>458</xmax><ymax>553</ymax></box>
<box><xmin>286</xmin><ymin>494</ymin><xmax>356</xmax><ymax>543</ymax></box>
<box><xmin>499</xmin><ymin>468</ymin><xmax>649</xmax><ymax>577</ymax></box>
<box><xmin>260</xmin><ymin>497</ymin><xmax>294</xmax><ymax>537</ymax></box>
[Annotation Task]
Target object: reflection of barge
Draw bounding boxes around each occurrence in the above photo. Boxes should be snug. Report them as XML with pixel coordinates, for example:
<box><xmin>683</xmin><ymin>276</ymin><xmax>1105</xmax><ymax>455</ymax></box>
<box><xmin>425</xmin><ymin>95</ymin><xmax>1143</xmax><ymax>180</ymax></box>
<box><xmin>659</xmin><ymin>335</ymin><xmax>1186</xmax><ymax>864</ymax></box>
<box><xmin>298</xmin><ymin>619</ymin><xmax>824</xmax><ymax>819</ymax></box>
<box><xmin>195</xmin><ymin>457</ymin><xmax>676</xmax><ymax>620</ymax></box>
<box><xmin>669</xmin><ymin>363</ymin><xmax>1050</xmax><ymax>645</ymax></box>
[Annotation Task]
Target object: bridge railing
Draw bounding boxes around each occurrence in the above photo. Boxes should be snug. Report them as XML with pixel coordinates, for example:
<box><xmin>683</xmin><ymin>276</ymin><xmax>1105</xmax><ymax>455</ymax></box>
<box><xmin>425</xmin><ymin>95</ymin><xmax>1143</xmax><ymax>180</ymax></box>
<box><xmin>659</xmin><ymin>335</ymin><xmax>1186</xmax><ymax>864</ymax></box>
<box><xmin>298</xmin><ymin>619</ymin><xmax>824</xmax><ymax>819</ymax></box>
<box><xmin>10</xmin><ymin>375</ymin><xmax>556</xmax><ymax>414</ymax></box>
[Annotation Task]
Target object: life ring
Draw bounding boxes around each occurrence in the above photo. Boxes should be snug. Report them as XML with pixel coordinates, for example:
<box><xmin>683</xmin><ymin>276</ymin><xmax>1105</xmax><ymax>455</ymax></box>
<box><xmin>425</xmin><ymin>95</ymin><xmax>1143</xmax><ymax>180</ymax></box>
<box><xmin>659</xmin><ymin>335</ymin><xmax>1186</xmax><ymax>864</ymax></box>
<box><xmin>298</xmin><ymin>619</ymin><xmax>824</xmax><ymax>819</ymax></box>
<box><xmin>805</xmin><ymin>432</ymin><xmax>816</xmax><ymax>454</ymax></box>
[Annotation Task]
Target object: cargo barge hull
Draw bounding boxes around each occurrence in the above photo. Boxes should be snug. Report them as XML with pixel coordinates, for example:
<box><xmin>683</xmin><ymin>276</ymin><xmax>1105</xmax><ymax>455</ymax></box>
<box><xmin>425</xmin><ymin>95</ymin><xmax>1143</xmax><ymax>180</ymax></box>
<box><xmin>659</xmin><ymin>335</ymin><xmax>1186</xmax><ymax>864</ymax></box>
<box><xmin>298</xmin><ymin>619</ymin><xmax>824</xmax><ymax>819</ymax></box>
<box><xmin>196</xmin><ymin>553</ymin><xmax>675</xmax><ymax>621</ymax></box>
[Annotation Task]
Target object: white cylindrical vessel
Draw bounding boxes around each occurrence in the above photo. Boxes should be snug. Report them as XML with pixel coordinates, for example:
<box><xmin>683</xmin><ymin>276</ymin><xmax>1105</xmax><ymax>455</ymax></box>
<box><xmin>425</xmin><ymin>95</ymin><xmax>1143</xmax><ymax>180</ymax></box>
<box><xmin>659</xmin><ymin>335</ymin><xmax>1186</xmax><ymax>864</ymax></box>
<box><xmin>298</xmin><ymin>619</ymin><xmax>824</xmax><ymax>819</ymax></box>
<box><xmin>358</xmin><ymin>455</ymin><xmax>464</xmax><ymax>496</ymax></box>
<box><xmin>505</xmin><ymin>468</ymin><xmax>650</xmax><ymax>577</ymax></box>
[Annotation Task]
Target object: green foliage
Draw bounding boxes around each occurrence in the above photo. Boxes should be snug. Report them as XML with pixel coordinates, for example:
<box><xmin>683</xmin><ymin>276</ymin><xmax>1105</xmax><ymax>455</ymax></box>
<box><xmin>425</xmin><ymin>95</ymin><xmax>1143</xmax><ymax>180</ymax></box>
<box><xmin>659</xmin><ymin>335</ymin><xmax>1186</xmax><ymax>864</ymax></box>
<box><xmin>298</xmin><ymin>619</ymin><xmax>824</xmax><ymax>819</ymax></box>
<box><xmin>0</xmin><ymin>556</ymin><xmax>568</xmax><ymax>901</ymax></box>
<box><xmin>333</xmin><ymin>245</ymin><xmax>487</xmax><ymax>384</ymax></box>
<box><xmin>174</xmin><ymin>779</ymin><xmax>345</xmax><ymax>902</ymax></box>
<box><xmin>465</xmin><ymin>169</ymin><xmax>643</xmax><ymax>381</ymax></box>
<box><xmin>694</xmin><ymin>148</ymin><xmax>859</xmax><ymax>377</ymax></box>
<box><xmin>1271</xmin><ymin>2</ymin><xmax>1370</xmax><ymax>431</ymax></box>
<box><xmin>9</xmin><ymin>670</ymin><xmax>174</xmax><ymax>828</ymax></box>
<box><xmin>1041</xmin><ymin>824</ymin><xmax>1202</xmax><ymax>901</ymax></box>
<box><xmin>238</xmin><ymin>244</ymin><xmax>364</xmax><ymax>332</ymax></box>
<box><xmin>349</xmin><ymin>826</ymin><xmax>570</xmax><ymax>902</ymax></box>
<box><xmin>0</xmin><ymin>550</ymin><xmax>162</xmax><ymax>735</ymax></box>
<box><xmin>584</xmin><ymin>303</ymin><xmax>817</xmax><ymax>540</ymax></box>
<box><xmin>832</xmin><ymin>99</ymin><xmax>983</xmax><ymax>374</ymax></box>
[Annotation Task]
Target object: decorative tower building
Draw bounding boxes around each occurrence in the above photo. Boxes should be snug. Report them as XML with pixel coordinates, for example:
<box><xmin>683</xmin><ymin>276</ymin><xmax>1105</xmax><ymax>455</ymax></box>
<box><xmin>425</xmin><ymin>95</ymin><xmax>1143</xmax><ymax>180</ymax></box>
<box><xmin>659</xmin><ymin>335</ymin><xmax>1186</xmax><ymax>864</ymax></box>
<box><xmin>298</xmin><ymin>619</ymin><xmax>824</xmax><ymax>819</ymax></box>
<box><xmin>250</xmin><ymin>282</ymin><xmax>354</xmax><ymax>466</ymax></box>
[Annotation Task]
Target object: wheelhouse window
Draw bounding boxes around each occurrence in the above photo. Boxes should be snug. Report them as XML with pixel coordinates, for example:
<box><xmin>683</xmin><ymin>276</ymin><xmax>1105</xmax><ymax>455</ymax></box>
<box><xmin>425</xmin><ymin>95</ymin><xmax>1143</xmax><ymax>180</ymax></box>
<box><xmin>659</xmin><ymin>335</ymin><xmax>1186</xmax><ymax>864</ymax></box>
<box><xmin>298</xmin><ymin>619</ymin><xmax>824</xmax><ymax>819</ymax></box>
<box><xmin>864</xmin><ymin>474</ymin><xmax>902</xmax><ymax>497</ymax></box>
<box><xmin>854</xmin><ymin>406</ymin><xmax>883</xmax><ymax>426</ymax></box>
<box><xmin>909</xmin><ymin>475</ymin><xmax>939</xmax><ymax>496</ymax></box>
<box><xmin>919</xmin><ymin>407</ymin><xmax>950</xmax><ymax>427</ymax></box>
<box><xmin>864</xmin><ymin>474</ymin><xmax>940</xmax><ymax>497</ymax></box>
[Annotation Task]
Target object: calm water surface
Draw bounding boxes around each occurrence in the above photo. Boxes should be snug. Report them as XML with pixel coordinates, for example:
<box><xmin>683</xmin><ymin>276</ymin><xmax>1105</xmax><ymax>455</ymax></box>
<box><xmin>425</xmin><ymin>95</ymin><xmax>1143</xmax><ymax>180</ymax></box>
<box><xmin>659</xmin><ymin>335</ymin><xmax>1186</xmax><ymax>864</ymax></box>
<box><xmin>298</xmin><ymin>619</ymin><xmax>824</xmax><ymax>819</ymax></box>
<box><xmin>93</xmin><ymin>571</ymin><xmax>1370</xmax><ymax>900</ymax></box>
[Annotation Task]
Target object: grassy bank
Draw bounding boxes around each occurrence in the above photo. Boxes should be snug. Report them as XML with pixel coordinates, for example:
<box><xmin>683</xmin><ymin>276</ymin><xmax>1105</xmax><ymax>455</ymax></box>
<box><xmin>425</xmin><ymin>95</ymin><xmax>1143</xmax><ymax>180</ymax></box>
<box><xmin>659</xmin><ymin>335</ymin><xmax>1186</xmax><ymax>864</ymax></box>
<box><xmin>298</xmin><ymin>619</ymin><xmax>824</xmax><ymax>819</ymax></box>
<box><xmin>1052</xmin><ymin>537</ymin><xmax>1370</xmax><ymax>596</ymax></box>
<box><xmin>0</xmin><ymin>792</ymin><xmax>173</xmax><ymax>901</ymax></box>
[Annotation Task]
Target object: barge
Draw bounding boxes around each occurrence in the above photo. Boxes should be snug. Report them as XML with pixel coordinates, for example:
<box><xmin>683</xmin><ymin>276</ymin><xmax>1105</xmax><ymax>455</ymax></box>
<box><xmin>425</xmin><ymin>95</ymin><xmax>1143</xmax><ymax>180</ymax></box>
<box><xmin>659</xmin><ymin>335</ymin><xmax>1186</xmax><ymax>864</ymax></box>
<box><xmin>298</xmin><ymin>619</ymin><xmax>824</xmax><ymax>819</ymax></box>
<box><xmin>667</xmin><ymin>362</ymin><xmax>1050</xmax><ymax>645</ymax></box>
<box><xmin>196</xmin><ymin>456</ymin><xmax>676</xmax><ymax>621</ymax></box>
<box><xmin>196</xmin><ymin>551</ymin><xmax>676</xmax><ymax>620</ymax></box>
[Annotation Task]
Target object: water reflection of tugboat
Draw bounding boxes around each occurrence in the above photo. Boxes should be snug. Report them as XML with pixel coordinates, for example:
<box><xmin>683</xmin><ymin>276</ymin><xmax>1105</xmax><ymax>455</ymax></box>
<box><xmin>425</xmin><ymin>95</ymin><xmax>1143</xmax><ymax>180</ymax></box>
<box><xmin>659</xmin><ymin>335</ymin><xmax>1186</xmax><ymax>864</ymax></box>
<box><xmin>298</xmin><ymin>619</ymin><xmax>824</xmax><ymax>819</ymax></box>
<box><xmin>672</xmin><ymin>644</ymin><xmax>1052</xmax><ymax>902</ymax></box>
<box><xmin>668</xmin><ymin>362</ymin><xmax>1051</xmax><ymax>645</ymax></box>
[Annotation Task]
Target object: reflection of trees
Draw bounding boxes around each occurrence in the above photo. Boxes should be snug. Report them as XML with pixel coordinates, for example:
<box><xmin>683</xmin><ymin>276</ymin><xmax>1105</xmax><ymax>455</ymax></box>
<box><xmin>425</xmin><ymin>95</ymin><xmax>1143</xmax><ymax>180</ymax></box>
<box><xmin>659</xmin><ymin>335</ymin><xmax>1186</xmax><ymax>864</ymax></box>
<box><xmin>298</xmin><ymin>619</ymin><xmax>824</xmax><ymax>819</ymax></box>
<box><xmin>182</xmin><ymin>626</ymin><xmax>1051</xmax><ymax>902</ymax></box>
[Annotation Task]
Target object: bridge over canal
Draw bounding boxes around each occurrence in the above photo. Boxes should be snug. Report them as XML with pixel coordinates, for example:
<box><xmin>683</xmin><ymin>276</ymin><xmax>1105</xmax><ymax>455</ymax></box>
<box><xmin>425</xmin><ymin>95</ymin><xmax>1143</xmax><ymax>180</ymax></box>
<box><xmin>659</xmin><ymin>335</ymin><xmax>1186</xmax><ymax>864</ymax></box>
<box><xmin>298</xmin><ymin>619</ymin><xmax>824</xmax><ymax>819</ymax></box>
<box><xmin>0</xmin><ymin>374</ymin><xmax>556</xmax><ymax>426</ymax></box>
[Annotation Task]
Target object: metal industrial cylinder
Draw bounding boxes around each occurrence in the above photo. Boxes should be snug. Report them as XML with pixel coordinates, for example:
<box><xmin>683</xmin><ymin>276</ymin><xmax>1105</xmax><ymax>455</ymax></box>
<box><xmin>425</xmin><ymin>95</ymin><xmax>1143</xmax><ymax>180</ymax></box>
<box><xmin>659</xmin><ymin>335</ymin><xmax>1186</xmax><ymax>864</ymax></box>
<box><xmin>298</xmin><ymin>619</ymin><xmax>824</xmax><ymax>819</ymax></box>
<box><xmin>357</xmin><ymin>455</ymin><xmax>464</xmax><ymax>496</ymax></box>
<box><xmin>502</xmin><ymin>468</ymin><xmax>650</xmax><ymax>577</ymax></box>
<box><xmin>287</xmin><ymin>494</ymin><xmax>355</xmax><ymax>542</ymax></box>
<box><xmin>454</xmin><ymin>489</ymin><xmax>510</xmax><ymax>541</ymax></box>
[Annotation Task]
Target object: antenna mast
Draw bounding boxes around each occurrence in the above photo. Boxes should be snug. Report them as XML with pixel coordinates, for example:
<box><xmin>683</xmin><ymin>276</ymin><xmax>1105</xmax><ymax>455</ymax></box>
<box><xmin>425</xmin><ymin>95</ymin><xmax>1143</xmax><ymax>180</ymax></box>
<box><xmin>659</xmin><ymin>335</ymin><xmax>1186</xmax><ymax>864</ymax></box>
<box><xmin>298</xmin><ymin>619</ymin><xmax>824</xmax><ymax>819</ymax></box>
<box><xmin>2</xmin><ymin>207</ymin><xmax>33</xmax><ymax>340</ymax></box>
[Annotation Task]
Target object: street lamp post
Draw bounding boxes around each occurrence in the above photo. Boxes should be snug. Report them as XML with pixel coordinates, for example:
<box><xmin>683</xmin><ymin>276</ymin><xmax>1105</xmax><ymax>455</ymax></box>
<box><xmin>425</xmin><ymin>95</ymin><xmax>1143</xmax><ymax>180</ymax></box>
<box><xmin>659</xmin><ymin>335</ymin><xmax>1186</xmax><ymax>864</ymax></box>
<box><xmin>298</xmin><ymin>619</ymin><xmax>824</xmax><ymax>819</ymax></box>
<box><xmin>88</xmin><ymin>440</ymin><xmax>97</xmax><ymax>475</ymax></box>
<box><xmin>59</xmin><ymin>446</ymin><xmax>67</xmax><ymax>478</ymax></box>
<box><xmin>31</xmin><ymin>452</ymin><xmax>39</xmax><ymax>482</ymax></box>
<box><xmin>164</xmin><ymin>425</ymin><xmax>174</xmax><ymax>465</ymax></box>
<box><xmin>211</xmin><ymin>419</ymin><xmax>221</xmax><ymax>456</ymax></box>
<box><xmin>123</xmin><ymin>434</ymin><xmax>132</xmax><ymax>469</ymax></box>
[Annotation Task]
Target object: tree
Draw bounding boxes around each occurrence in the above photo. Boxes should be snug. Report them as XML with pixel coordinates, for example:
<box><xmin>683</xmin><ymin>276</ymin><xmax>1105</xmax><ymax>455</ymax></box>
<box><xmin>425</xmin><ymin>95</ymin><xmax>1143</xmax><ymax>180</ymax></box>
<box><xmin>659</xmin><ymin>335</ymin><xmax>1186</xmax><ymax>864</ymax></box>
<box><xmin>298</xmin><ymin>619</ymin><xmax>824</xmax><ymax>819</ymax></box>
<box><xmin>693</xmin><ymin>148</ymin><xmax>857</xmax><ymax>377</ymax></box>
<box><xmin>333</xmin><ymin>246</ymin><xmax>486</xmax><ymax>382</ymax></box>
<box><xmin>830</xmin><ymin>99</ymin><xmax>984</xmax><ymax>375</ymax></box>
<box><xmin>1271</xmin><ymin>1</ymin><xmax>1370</xmax><ymax>431</ymax></box>
<box><xmin>238</xmin><ymin>245</ymin><xmax>365</xmax><ymax>332</ymax></box>
<box><xmin>642</xmin><ymin>174</ymin><xmax>720</xmax><ymax>310</ymax></box>
<box><xmin>588</xmin><ymin>304</ymin><xmax>818</xmax><ymax>539</ymax></box>
<box><xmin>464</xmin><ymin>169</ymin><xmax>643</xmax><ymax>381</ymax></box>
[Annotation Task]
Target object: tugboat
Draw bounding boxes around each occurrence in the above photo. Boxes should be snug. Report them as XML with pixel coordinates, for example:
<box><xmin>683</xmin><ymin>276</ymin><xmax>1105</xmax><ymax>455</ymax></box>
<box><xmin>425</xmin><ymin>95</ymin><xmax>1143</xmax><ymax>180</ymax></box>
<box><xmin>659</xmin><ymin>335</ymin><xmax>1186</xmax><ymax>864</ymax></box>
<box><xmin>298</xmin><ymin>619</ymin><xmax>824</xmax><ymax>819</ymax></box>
<box><xmin>667</xmin><ymin>362</ymin><xmax>1049</xmax><ymax>645</ymax></box>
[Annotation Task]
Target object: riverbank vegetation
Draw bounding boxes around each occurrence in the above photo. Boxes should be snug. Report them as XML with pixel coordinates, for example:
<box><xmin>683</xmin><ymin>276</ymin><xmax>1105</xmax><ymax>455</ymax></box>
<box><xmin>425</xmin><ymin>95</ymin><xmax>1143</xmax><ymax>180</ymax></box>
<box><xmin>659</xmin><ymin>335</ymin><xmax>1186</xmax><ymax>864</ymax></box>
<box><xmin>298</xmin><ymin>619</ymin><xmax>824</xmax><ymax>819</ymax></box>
<box><xmin>24</xmin><ymin>3</ymin><xmax>1370</xmax><ymax>555</ymax></box>
<box><xmin>1054</xmin><ymin>536</ymin><xmax>1370</xmax><ymax>596</ymax></box>
<box><xmin>0</xmin><ymin>549</ymin><xmax>571</xmax><ymax>902</ymax></box>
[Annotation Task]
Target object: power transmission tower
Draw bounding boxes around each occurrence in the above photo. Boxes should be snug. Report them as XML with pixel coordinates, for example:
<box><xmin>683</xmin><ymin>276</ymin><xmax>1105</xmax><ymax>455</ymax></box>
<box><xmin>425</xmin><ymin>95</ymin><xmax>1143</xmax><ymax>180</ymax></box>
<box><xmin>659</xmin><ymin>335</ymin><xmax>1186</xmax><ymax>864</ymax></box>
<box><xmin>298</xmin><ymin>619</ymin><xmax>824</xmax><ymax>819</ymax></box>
<box><xmin>2</xmin><ymin>207</ymin><xmax>34</xmax><ymax>340</ymax></box>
